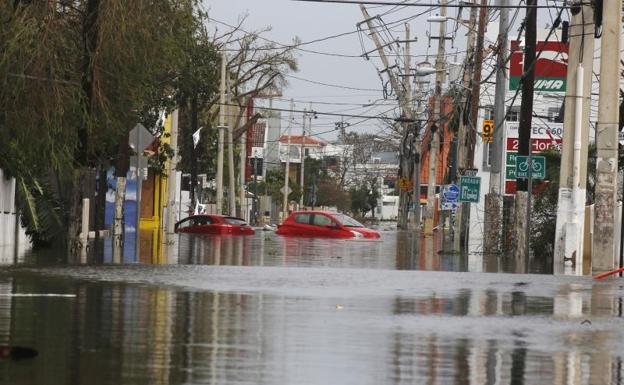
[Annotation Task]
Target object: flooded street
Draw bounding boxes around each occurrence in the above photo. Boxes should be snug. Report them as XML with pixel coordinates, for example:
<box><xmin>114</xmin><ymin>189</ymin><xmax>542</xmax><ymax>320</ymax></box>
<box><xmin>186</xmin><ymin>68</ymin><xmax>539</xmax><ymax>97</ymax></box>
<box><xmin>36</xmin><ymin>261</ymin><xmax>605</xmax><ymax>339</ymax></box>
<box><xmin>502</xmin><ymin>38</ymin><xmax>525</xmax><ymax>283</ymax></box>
<box><xmin>0</xmin><ymin>231</ymin><xmax>623</xmax><ymax>384</ymax></box>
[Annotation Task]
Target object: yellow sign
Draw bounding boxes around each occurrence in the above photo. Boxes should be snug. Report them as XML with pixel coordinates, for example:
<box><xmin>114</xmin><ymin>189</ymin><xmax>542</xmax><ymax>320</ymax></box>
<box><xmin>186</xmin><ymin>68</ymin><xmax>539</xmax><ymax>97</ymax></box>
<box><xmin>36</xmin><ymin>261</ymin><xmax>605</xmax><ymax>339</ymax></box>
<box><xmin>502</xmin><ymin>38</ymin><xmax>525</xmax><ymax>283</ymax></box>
<box><xmin>482</xmin><ymin>119</ymin><xmax>494</xmax><ymax>143</ymax></box>
<box><xmin>397</xmin><ymin>177</ymin><xmax>412</xmax><ymax>191</ymax></box>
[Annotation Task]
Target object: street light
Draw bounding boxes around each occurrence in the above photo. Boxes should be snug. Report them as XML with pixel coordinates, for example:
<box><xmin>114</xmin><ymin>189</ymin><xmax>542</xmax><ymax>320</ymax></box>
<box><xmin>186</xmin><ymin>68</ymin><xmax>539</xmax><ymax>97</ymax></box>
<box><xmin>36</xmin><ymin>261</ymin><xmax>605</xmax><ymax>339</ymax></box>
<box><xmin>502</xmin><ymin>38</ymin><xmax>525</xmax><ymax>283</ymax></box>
<box><xmin>414</xmin><ymin>61</ymin><xmax>437</xmax><ymax>76</ymax></box>
<box><xmin>427</xmin><ymin>15</ymin><xmax>449</xmax><ymax>23</ymax></box>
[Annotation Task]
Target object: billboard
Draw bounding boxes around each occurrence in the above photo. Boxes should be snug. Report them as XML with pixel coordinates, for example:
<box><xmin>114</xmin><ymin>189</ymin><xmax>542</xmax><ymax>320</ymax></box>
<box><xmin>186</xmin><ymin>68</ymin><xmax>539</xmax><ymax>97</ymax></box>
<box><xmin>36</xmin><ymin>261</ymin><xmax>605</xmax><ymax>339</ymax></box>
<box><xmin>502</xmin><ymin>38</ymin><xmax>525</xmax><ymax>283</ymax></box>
<box><xmin>503</xmin><ymin>122</ymin><xmax>562</xmax><ymax>195</ymax></box>
<box><xmin>509</xmin><ymin>40</ymin><xmax>568</xmax><ymax>92</ymax></box>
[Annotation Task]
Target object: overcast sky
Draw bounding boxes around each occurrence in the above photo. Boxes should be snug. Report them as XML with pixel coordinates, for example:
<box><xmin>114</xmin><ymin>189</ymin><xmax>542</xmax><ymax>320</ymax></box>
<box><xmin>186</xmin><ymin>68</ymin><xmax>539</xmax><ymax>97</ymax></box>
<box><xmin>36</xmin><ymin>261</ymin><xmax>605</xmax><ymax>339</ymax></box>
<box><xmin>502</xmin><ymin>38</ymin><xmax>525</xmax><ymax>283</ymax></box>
<box><xmin>205</xmin><ymin>0</ymin><xmax>449</xmax><ymax>141</ymax></box>
<box><xmin>205</xmin><ymin>1</ymin><xmax>566</xmax><ymax>142</ymax></box>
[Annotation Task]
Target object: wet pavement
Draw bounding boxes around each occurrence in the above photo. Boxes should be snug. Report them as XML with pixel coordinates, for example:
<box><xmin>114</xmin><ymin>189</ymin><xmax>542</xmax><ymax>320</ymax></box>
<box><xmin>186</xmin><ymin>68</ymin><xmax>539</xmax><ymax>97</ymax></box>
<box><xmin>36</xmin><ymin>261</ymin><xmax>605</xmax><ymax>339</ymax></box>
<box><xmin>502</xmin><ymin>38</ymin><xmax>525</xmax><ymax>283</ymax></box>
<box><xmin>0</xmin><ymin>230</ymin><xmax>623</xmax><ymax>384</ymax></box>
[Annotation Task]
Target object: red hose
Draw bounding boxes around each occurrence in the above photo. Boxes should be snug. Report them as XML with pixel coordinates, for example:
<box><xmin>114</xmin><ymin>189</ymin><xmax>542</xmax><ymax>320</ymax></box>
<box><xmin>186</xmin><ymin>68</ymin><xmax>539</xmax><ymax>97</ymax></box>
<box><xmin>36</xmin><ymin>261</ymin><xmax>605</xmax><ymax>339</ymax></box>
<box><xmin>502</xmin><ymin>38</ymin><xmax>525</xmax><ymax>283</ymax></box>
<box><xmin>593</xmin><ymin>266</ymin><xmax>624</xmax><ymax>280</ymax></box>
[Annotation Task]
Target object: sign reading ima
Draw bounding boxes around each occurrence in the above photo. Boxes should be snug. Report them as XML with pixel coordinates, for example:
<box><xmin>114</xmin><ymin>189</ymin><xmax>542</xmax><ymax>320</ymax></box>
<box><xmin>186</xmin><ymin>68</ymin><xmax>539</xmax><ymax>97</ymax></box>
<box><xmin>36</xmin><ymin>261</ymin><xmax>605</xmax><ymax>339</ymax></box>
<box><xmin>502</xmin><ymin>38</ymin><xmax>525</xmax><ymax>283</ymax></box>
<box><xmin>509</xmin><ymin>40</ymin><xmax>569</xmax><ymax>92</ymax></box>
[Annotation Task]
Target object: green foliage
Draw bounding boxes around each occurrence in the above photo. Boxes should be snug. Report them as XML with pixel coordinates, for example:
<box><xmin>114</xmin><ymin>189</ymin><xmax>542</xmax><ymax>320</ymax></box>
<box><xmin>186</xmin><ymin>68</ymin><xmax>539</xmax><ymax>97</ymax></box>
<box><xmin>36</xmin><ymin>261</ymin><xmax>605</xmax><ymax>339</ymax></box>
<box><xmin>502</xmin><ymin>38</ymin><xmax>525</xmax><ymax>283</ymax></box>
<box><xmin>15</xmin><ymin>174</ymin><xmax>64</xmax><ymax>248</ymax></box>
<box><xmin>349</xmin><ymin>178</ymin><xmax>380</xmax><ymax>218</ymax></box>
<box><xmin>530</xmin><ymin>149</ymin><xmax>561</xmax><ymax>258</ymax></box>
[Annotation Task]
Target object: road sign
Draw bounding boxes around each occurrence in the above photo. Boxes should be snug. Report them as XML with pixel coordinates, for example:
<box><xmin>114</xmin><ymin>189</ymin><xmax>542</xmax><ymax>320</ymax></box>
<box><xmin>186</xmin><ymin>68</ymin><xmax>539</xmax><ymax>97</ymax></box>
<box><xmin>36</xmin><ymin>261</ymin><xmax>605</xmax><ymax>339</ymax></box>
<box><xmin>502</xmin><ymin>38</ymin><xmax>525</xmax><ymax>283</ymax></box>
<box><xmin>463</xmin><ymin>168</ymin><xmax>478</xmax><ymax>177</ymax></box>
<box><xmin>482</xmin><ymin>119</ymin><xmax>494</xmax><ymax>143</ymax></box>
<box><xmin>397</xmin><ymin>177</ymin><xmax>412</xmax><ymax>191</ymax></box>
<box><xmin>280</xmin><ymin>185</ymin><xmax>291</xmax><ymax>195</ymax></box>
<box><xmin>515</xmin><ymin>156</ymin><xmax>546</xmax><ymax>179</ymax></box>
<box><xmin>440</xmin><ymin>201</ymin><xmax>459</xmax><ymax>211</ymax></box>
<box><xmin>459</xmin><ymin>176</ymin><xmax>481</xmax><ymax>203</ymax></box>
<box><xmin>442</xmin><ymin>184</ymin><xmax>459</xmax><ymax>202</ymax></box>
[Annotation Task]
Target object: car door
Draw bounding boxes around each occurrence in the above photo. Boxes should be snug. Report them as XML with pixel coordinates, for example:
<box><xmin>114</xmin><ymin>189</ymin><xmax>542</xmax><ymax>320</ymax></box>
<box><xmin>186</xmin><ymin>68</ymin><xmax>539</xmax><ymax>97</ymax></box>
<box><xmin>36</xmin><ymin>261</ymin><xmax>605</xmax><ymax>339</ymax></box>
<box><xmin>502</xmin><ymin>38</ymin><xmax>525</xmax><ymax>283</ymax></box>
<box><xmin>291</xmin><ymin>213</ymin><xmax>315</xmax><ymax>236</ymax></box>
<box><xmin>311</xmin><ymin>213</ymin><xmax>337</xmax><ymax>237</ymax></box>
<box><xmin>197</xmin><ymin>215</ymin><xmax>216</xmax><ymax>234</ymax></box>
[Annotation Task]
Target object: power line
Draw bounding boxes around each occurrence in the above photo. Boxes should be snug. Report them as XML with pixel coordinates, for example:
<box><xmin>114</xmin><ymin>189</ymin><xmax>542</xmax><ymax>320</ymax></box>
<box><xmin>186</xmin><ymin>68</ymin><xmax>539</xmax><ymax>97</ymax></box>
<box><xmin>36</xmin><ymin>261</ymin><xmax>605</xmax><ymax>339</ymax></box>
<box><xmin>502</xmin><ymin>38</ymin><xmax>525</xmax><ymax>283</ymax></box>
<box><xmin>293</xmin><ymin>0</ymin><xmax>572</xmax><ymax>9</ymax></box>
<box><xmin>285</xmin><ymin>74</ymin><xmax>382</xmax><ymax>92</ymax></box>
<box><xmin>217</xmin><ymin>102</ymin><xmax>418</xmax><ymax>122</ymax></box>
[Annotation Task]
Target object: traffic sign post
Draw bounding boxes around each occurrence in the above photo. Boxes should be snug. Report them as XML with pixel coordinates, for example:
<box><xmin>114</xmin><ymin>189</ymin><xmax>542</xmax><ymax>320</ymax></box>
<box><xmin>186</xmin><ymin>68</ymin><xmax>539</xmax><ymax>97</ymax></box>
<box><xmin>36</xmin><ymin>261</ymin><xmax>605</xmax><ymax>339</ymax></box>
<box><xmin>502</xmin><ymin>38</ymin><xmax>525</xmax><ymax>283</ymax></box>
<box><xmin>515</xmin><ymin>155</ymin><xmax>546</xmax><ymax>179</ymax></box>
<box><xmin>482</xmin><ymin>119</ymin><xmax>494</xmax><ymax>143</ymax></box>
<box><xmin>459</xmin><ymin>176</ymin><xmax>481</xmax><ymax>203</ymax></box>
<box><xmin>440</xmin><ymin>184</ymin><xmax>460</xmax><ymax>211</ymax></box>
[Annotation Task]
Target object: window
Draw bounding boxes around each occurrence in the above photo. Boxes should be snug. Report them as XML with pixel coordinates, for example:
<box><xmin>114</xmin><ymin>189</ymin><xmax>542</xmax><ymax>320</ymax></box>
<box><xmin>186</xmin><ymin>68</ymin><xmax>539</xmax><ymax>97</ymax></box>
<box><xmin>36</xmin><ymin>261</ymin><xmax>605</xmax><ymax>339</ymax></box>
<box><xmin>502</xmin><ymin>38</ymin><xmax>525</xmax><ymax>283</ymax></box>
<box><xmin>305</xmin><ymin>148</ymin><xmax>310</xmax><ymax>157</ymax></box>
<box><xmin>223</xmin><ymin>217</ymin><xmax>247</xmax><ymax>226</ymax></box>
<box><xmin>294</xmin><ymin>213</ymin><xmax>311</xmax><ymax>224</ymax></box>
<box><xmin>332</xmin><ymin>213</ymin><xmax>364</xmax><ymax>228</ymax></box>
<box><xmin>506</xmin><ymin>106</ymin><xmax>520</xmax><ymax>122</ymax></box>
<box><xmin>193</xmin><ymin>216</ymin><xmax>212</xmax><ymax>226</ymax></box>
<box><xmin>312</xmin><ymin>214</ymin><xmax>333</xmax><ymax>227</ymax></box>
<box><xmin>175</xmin><ymin>218</ymin><xmax>193</xmax><ymax>231</ymax></box>
<box><xmin>382</xmin><ymin>201</ymin><xmax>395</xmax><ymax>206</ymax></box>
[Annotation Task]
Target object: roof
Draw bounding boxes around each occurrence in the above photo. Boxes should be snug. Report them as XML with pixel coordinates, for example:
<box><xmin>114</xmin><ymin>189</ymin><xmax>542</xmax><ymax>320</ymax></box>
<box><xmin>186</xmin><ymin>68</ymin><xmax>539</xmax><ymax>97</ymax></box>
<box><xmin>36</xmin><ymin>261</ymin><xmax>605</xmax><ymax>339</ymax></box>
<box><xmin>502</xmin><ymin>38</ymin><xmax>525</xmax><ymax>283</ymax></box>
<box><xmin>279</xmin><ymin>135</ymin><xmax>326</xmax><ymax>146</ymax></box>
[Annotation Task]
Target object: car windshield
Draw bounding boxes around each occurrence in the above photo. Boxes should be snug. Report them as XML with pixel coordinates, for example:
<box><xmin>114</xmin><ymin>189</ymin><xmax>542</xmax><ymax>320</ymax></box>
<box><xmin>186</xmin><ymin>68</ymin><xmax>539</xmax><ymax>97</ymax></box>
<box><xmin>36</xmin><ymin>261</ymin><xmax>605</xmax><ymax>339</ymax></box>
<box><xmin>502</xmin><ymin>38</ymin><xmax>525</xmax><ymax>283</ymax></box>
<box><xmin>332</xmin><ymin>213</ymin><xmax>364</xmax><ymax>228</ymax></box>
<box><xmin>223</xmin><ymin>217</ymin><xmax>248</xmax><ymax>226</ymax></box>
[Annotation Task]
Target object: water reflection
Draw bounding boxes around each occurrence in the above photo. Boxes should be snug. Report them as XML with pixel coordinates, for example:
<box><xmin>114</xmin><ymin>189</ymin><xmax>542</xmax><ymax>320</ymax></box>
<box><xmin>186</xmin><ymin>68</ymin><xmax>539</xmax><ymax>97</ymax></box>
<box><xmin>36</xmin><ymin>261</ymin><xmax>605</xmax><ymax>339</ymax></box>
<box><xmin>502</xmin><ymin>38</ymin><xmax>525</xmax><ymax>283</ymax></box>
<box><xmin>15</xmin><ymin>229</ymin><xmax>561</xmax><ymax>275</ymax></box>
<box><xmin>0</xmin><ymin>272</ymin><xmax>622</xmax><ymax>384</ymax></box>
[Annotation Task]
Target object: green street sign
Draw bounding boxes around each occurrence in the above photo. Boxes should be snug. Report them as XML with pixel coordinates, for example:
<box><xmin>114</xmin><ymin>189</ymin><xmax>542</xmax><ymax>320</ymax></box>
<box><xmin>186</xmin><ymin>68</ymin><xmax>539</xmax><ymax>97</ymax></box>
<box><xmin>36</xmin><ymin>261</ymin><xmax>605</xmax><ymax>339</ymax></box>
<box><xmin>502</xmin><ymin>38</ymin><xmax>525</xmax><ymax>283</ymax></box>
<box><xmin>506</xmin><ymin>152</ymin><xmax>517</xmax><ymax>166</ymax></box>
<box><xmin>515</xmin><ymin>156</ymin><xmax>546</xmax><ymax>179</ymax></box>
<box><xmin>459</xmin><ymin>176</ymin><xmax>481</xmax><ymax>203</ymax></box>
<box><xmin>506</xmin><ymin>166</ymin><xmax>516</xmax><ymax>180</ymax></box>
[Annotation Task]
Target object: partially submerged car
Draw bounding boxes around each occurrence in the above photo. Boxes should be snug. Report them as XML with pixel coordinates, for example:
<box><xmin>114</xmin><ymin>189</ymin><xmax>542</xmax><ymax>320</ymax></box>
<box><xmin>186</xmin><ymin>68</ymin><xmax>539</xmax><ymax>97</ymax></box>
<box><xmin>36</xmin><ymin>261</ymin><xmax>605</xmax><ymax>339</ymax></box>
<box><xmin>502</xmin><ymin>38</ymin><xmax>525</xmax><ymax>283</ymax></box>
<box><xmin>276</xmin><ymin>211</ymin><xmax>380</xmax><ymax>239</ymax></box>
<box><xmin>174</xmin><ymin>215</ymin><xmax>255</xmax><ymax>235</ymax></box>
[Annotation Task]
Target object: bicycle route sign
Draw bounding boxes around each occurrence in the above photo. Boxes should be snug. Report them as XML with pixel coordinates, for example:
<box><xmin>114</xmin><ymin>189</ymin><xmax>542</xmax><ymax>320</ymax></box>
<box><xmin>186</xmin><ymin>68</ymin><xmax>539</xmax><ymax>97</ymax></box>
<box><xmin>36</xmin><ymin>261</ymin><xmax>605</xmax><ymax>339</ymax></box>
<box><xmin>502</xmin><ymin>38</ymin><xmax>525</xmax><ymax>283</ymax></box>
<box><xmin>515</xmin><ymin>156</ymin><xmax>546</xmax><ymax>179</ymax></box>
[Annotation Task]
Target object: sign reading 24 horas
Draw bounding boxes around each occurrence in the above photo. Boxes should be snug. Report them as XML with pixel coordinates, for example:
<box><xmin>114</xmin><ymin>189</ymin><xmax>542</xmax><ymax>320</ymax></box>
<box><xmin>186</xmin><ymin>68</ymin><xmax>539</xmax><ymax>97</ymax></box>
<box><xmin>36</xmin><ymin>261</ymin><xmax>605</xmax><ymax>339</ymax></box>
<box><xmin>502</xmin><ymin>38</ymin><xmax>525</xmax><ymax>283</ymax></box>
<box><xmin>509</xmin><ymin>40</ymin><xmax>568</xmax><ymax>92</ymax></box>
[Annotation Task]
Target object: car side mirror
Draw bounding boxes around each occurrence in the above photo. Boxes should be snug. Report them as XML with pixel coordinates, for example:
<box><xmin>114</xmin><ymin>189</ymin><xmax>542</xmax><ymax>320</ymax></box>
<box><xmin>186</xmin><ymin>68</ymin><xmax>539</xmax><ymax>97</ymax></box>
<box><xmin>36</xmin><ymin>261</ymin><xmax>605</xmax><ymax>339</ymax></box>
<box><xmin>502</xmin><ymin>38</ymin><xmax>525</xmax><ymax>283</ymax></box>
<box><xmin>325</xmin><ymin>224</ymin><xmax>339</xmax><ymax>229</ymax></box>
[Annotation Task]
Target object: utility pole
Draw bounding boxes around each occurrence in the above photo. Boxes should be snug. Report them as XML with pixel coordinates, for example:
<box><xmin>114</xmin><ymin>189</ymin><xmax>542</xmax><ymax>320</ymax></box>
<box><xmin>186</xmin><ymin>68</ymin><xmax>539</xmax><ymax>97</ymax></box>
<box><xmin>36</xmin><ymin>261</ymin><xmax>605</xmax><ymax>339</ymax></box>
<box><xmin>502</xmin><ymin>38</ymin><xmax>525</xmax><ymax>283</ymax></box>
<box><xmin>227</xmin><ymin>76</ymin><xmax>236</xmax><ymax>216</ymax></box>
<box><xmin>299</xmin><ymin>108</ymin><xmax>307</xmax><ymax>208</ymax></box>
<box><xmin>453</xmin><ymin>1</ymin><xmax>477</xmax><ymax>251</ymax></box>
<box><xmin>283</xmin><ymin>99</ymin><xmax>293</xmax><ymax>221</ymax></box>
<box><xmin>553</xmin><ymin>1</ymin><xmax>595</xmax><ymax>275</ymax></box>
<box><xmin>359</xmin><ymin>5</ymin><xmax>415</xmax><ymax>229</ymax></box>
<box><xmin>514</xmin><ymin>0</ymin><xmax>537</xmax><ymax>265</ymax></box>
<box><xmin>483</xmin><ymin>0</ymin><xmax>509</xmax><ymax>254</ymax></box>
<box><xmin>459</xmin><ymin>0</ymin><xmax>487</xmax><ymax>250</ymax></box>
<box><xmin>239</xmin><ymin>98</ymin><xmax>250</xmax><ymax>220</ymax></box>
<box><xmin>404</xmin><ymin>23</ymin><xmax>419</xmax><ymax>230</ymax></box>
<box><xmin>216</xmin><ymin>50</ymin><xmax>226</xmax><ymax>214</ymax></box>
<box><xmin>424</xmin><ymin>0</ymin><xmax>447</xmax><ymax>235</ymax></box>
<box><xmin>593</xmin><ymin>0</ymin><xmax>622</xmax><ymax>273</ymax></box>
<box><xmin>166</xmin><ymin>109</ymin><xmax>180</xmax><ymax>233</ymax></box>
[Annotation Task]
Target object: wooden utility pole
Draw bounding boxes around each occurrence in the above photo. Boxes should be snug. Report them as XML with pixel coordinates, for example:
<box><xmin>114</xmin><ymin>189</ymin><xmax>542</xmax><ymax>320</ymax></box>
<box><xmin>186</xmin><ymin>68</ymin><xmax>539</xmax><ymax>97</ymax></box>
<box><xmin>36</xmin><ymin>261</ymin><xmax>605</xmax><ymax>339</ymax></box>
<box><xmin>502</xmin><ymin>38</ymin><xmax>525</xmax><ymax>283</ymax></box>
<box><xmin>514</xmin><ymin>0</ymin><xmax>537</xmax><ymax>265</ymax></box>
<box><xmin>359</xmin><ymin>5</ymin><xmax>415</xmax><ymax>229</ymax></box>
<box><xmin>483</xmin><ymin>0</ymin><xmax>509</xmax><ymax>254</ymax></box>
<box><xmin>553</xmin><ymin>1</ymin><xmax>595</xmax><ymax>275</ymax></box>
<box><xmin>458</xmin><ymin>0</ymin><xmax>486</xmax><ymax>250</ymax></box>
<box><xmin>593</xmin><ymin>0</ymin><xmax>622</xmax><ymax>273</ymax></box>
<box><xmin>424</xmin><ymin>0</ymin><xmax>447</xmax><ymax>234</ymax></box>
<box><xmin>453</xmin><ymin>1</ymin><xmax>477</xmax><ymax>251</ymax></box>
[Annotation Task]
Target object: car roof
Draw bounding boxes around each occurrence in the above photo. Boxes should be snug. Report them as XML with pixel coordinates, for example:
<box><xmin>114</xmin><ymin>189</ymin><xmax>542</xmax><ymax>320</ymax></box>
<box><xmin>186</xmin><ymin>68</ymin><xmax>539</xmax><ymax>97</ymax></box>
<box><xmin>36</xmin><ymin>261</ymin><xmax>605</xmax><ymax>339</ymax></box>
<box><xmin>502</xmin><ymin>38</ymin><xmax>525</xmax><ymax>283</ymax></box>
<box><xmin>290</xmin><ymin>211</ymin><xmax>340</xmax><ymax>215</ymax></box>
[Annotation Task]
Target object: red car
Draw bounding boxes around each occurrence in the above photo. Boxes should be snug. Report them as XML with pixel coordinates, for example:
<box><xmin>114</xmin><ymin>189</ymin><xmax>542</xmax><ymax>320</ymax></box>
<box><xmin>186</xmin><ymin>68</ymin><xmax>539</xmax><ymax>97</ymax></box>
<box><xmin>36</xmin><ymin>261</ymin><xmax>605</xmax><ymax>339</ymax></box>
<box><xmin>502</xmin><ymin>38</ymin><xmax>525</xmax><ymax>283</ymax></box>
<box><xmin>174</xmin><ymin>215</ymin><xmax>255</xmax><ymax>235</ymax></box>
<box><xmin>276</xmin><ymin>211</ymin><xmax>381</xmax><ymax>239</ymax></box>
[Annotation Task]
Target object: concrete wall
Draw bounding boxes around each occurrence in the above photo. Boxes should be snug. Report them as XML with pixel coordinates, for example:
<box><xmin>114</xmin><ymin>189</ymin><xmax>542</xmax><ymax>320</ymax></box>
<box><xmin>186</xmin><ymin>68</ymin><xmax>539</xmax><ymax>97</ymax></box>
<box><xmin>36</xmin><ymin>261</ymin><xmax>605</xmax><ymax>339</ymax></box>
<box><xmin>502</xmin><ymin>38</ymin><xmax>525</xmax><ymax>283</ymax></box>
<box><xmin>0</xmin><ymin>169</ymin><xmax>29</xmax><ymax>264</ymax></box>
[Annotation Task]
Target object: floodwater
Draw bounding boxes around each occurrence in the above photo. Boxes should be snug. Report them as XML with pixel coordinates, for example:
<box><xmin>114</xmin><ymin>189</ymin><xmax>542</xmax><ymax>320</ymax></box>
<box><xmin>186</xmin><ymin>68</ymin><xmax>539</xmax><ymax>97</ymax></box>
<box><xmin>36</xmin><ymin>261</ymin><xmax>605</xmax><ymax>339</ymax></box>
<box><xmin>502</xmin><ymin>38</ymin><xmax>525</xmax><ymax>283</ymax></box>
<box><xmin>0</xmin><ymin>230</ymin><xmax>623</xmax><ymax>385</ymax></box>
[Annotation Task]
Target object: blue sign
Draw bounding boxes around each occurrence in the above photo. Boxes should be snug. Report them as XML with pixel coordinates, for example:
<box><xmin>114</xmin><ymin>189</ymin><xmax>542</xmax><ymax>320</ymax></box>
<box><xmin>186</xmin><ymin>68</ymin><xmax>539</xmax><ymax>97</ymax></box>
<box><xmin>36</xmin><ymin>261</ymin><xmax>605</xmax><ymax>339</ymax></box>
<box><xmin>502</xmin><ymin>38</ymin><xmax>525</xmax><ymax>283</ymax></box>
<box><xmin>443</xmin><ymin>184</ymin><xmax>460</xmax><ymax>202</ymax></box>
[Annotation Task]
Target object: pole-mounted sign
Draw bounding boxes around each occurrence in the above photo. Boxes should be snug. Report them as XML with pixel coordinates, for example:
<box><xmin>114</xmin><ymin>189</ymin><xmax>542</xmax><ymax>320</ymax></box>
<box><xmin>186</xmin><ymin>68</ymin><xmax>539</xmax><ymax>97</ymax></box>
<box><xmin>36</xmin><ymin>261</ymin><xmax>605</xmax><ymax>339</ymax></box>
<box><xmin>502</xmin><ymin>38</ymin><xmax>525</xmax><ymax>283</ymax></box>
<box><xmin>509</xmin><ymin>40</ymin><xmax>569</xmax><ymax>92</ymax></box>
